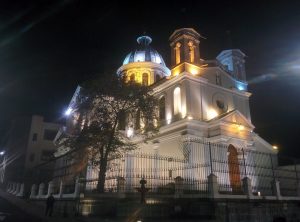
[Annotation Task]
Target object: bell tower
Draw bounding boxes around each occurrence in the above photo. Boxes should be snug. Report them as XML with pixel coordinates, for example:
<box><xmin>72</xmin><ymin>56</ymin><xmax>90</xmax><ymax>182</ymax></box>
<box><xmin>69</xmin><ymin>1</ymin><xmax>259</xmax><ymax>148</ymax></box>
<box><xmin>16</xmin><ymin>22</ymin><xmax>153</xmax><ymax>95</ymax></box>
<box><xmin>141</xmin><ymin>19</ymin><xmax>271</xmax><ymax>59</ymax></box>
<box><xmin>169</xmin><ymin>28</ymin><xmax>202</xmax><ymax>69</ymax></box>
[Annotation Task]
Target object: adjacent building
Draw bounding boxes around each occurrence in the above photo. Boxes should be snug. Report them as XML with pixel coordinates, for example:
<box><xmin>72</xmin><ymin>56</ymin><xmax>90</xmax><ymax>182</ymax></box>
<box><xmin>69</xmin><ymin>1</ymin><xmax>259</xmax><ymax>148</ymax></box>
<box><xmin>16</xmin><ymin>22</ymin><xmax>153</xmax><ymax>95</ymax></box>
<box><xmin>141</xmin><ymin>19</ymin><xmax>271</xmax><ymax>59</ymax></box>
<box><xmin>3</xmin><ymin>115</ymin><xmax>61</xmax><ymax>185</ymax></box>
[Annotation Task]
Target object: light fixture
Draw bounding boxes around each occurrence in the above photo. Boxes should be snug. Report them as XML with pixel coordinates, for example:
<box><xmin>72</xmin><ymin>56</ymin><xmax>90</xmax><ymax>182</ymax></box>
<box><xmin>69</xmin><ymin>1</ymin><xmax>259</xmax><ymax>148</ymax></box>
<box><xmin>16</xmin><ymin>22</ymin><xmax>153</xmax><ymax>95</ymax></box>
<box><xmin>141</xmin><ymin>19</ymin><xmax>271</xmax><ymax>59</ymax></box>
<box><xmin>237</xmin><ymin>124</ymin><xmax>244</xmax><ymax>131</ymax></box>
<box><xmin>190</xmin><ymin>67</ymin><xmax>198</xmax><ymax>75</ymax></box>
<box><xmin>166</xmin><ymin>113</ymin><xmax>172</xmax><ymax>124</ymax></box>
<box><xmin>272</xmin><ymin>145</ymin><xmax>278</xmax><ymax>150</ymax></box>
<box><xmin>127</xmin><ymin>128</ymin><xmax>134</xmax><ymax>138</ymax></box>
<box><xmin>64</xmin><ymin>108</ymin><xmax>72</xmax><ymax>116</ymax></box>
<box><xmin>258</xmin><ymin>191</ymin><xmax>261</xmax><ymax>197</ymax></box>
<box><xmin>0</xmin><ymin>151</ymin><xmax>5</xmax><ymax>155</ymax></box>
<box><xmin>207</xmin><ymin>109</ymin><xmax>218</xmax><ymax>120</ymax></box>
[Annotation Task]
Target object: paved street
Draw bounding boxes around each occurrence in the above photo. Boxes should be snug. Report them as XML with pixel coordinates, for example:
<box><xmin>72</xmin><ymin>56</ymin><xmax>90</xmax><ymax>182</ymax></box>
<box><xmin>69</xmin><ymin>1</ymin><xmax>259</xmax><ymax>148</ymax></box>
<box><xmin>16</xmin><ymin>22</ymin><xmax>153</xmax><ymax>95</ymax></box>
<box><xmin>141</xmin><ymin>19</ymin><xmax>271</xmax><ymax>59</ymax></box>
<box><xmin>0</xmin><ymin>197</ymin><xmax>42</xmax><ymax>222</ymax></box>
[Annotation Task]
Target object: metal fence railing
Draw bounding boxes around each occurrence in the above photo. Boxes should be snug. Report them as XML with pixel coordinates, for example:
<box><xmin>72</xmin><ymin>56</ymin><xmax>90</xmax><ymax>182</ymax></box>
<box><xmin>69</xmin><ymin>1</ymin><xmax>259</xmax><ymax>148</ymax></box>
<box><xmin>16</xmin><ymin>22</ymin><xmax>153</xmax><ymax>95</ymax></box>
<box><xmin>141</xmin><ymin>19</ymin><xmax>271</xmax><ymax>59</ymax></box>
<box><xmin>32</xmin><ymin>137</ymin><xmax>300</xmax><ymax>197</ymax></box>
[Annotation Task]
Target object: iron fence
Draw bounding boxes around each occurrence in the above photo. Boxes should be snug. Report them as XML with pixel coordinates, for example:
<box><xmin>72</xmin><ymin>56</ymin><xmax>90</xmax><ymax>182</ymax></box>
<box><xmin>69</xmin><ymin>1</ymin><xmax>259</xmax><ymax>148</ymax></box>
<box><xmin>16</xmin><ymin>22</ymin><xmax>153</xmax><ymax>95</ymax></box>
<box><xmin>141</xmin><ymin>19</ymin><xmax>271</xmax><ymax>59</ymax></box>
<box><xmin>34</xmin><ymin>138</ymin><xmax>300</xmax><ymax>197</ymax></box>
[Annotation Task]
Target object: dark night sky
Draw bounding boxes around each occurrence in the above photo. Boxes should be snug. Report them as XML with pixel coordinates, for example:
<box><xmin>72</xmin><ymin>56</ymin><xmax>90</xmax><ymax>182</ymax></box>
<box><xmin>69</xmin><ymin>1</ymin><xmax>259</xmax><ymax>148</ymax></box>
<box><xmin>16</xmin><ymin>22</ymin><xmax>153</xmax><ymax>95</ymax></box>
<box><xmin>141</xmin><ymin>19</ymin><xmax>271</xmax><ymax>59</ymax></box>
<box><xmin>0</xmin><ymin>0</ymin><xmax>300</xmax><ymax>156</ymax></box>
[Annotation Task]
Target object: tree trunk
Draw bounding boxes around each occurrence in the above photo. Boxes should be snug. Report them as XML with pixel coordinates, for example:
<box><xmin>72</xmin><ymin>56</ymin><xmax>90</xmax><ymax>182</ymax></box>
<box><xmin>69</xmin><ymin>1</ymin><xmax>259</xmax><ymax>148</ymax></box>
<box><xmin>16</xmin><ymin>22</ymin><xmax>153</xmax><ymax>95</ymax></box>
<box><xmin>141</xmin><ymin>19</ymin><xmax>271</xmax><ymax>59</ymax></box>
<box><xmin>97</xmin><ymin>159</ymin><xmax>107</xmax><ymax>193</ymax></box>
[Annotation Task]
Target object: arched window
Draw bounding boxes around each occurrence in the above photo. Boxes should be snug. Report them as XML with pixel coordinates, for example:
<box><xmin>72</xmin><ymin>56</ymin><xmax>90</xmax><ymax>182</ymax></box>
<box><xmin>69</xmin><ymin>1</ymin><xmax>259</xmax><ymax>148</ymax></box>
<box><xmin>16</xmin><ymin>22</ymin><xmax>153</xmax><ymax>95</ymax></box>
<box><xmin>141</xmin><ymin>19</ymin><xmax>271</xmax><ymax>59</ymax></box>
<box><xmin>130</xmin><ymin>74</ymin><xmax>135</xmax><ymax>82</ymax></box>
<box><xmin>118</xmin><ymin>110</ymin><xmax>126</xmax><ymax>130</ymax></box>
<box><xmin>173</xmin><ymin>87</ymin><xmax>181</xmax><ymax>115</ymax></box>
<box><xmin>175</xmin><ymin>42</ymin><xmax>181</xmax><ymax>65</ymax></box>
<box><xmin>159</xmin><ymin>97</ymin><xmax>165</xmax><ymax>120</ymax></box>
<box><xmin>142</xmin><ymin>73</ymin><xmax>148</xmax><ymax>86</ymax></box>
<box><xmin>188</xmin><ymin>41</ymin><xmax>195</xmax><ymax>63</ymax></box>
<box><xmin>228</xmin><ymin>144</ymin><xmax>242</xmax><ymax>193</ymax></box>
<box><xmin>134</xmin><ymin>109</ymin><xmax>140</xmax><ymax>130</ymax></box>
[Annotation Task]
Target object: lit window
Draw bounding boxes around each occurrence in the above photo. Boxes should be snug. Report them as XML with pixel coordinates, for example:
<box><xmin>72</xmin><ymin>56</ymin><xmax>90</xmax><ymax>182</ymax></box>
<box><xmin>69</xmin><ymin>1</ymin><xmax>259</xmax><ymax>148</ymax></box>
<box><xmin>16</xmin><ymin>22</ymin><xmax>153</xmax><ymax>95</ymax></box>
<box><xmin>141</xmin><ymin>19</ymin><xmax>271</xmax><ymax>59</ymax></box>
<box><xmin>175</xmin><ymin>42</ymin><xmax>181</xmax><ymax>65</ymax></box>
<box><xmin>173</xmin><ymin>87</ymin><xmax>181</xmax><ymax>115</ymax></box>
<box><xmin>142</xmin><ymin>73</ymin><xmax>148</xmax><ymax>86</ymax></box>
<box><xmin>188</xmin><ymin>41</ymin><xmax>194</xmax><ymax>63</ymax></box>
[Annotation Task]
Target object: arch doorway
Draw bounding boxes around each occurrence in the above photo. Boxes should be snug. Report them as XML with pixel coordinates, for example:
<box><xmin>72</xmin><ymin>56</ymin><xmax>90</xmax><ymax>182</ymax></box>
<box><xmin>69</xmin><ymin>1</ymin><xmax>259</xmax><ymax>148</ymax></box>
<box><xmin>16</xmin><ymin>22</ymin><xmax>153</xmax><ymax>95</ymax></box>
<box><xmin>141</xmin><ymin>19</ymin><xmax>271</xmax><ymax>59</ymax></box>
<box><xmin>228</xmin><ymin>144</ymin><xmax>242</xmax><ymax>193</ymax></box>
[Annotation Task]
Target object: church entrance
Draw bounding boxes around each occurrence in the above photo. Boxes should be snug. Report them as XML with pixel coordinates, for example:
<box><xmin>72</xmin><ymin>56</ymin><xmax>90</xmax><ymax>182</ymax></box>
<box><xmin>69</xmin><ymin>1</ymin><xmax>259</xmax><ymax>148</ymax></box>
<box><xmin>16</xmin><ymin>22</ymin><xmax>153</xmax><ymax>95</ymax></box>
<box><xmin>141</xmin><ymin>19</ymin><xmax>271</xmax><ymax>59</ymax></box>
<box><xmin>228</xmin><ymin>144</ymin><xmax>242</xmax><ymax>193</ymax></box>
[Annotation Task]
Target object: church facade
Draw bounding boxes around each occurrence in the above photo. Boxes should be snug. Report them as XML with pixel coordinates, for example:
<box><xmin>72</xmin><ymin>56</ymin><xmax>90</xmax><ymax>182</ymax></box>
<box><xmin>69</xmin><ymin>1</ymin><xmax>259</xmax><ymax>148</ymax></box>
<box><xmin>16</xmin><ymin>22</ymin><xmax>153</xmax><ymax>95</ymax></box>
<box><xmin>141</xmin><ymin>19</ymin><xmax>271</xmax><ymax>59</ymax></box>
<box><xmin>55</xmin><ymin>28</ymin><xmax>277</xmax><ymax>195</ymax></box>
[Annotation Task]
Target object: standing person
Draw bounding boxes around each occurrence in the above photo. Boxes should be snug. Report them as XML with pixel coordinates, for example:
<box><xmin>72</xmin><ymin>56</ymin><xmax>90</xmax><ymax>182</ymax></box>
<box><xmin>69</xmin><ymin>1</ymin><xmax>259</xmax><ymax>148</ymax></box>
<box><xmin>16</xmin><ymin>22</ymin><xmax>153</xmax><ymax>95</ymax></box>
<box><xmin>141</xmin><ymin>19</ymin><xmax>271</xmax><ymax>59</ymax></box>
<box><xmin>45</xmin><ymin>193</ymin><xmax>55</xmax><ymax>217</ymax></box>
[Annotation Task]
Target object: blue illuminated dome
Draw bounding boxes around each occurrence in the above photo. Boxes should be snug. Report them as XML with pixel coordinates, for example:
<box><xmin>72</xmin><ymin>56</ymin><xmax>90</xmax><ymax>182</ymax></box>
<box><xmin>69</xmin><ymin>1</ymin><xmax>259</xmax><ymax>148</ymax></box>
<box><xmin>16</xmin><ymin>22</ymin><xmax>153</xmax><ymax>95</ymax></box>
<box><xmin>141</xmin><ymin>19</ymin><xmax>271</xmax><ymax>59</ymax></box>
<box><xmin>123</xmin><ymin>36</ymin><xmax>166</xmax><ymax>66</ymax></box>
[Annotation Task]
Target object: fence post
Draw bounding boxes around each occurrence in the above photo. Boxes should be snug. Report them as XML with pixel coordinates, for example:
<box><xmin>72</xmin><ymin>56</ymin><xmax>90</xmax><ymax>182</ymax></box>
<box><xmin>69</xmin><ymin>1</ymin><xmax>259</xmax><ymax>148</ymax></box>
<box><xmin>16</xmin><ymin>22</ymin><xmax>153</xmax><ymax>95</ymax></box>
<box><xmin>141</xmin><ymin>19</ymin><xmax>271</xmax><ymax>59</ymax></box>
<box><xmin>47</xmin><ymin>181</ymin><xmax>54</xmax><ymax>197</ymax></box>
<box><xmin>293</xmin><ymin>159</ymin><xmax>300</xmax><ymax>197</ymax></box>
<box><xmin>242</xmin><ymin>177</ymin><xmax>253</xmax><ymax>198</ymax></box>
<box><xmin>12</xmin><ymin>183</ymin><xmax>17</xmax><ymax>194</ymax></box>
<box><xmin>208</xmin><ymin>142</ymin><xmax>213</xmax><ymax>174</ymax></box>
<box><xmin>269</xmin><ymin>154</ymin><xmax>281</xmax><ymax>199</ymax></box>
<box><xmin>6</xmin><ymin>182</ymin><xmax>11</xmax><ymax>192</ymax></box>
<box><xmin>208</xmin><ymin>174</ymin><xmax>219</xmax><ymax>199</ymax></box>
<box><xmin>59</xmin><ymin>180</ymin><xmax>64</xmax><ymax>198</ymax></box>
<box><xmin>271</xmin><ymin>179</ymin><xmax>281</xmax><ymax>200</ymax></box>
<box><xmin>30</xmin><ymin>184</ymin><xmax>37</xmax><ymax>199</ymax></box>
<box><xmin>13</xmin><ymin>183</ymin><xmax>20</xmax><ymax>195</ymax></box>
<box><xmin>117</xmin><ymin>177</ymin><xmax>126</xmax><ymax>198</ymax></box>
<box><xmin>17</xmin><ymin>183</ymin><xmax>24</xmax><ymax>197</ymax></box>
<box><xmin>74</xmin><ymin>177</ymin><xmax>80</xmax><ymax>198</ymax></box>
<box><xmin>242</xmin><ymin>149</ymin><xmax>247</xmax><ymax>177</ymax></box>
<box><xmin>174</xmin><ymin>176</ymin><xmax>184</xmax><ymax>198</ymax></box>
<box><xmin>38</xmin><ymin>183</ymin><xmax>45</xmax><ymax>197</ymax></box>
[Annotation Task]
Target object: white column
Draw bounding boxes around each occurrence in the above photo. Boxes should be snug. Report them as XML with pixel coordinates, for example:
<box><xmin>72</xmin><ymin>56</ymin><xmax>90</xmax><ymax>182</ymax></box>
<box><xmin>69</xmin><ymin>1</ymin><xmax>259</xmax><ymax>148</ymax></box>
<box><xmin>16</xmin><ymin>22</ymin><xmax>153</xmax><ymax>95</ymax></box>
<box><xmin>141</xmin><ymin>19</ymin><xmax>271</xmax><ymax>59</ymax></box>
<box><xmin>30</xmin><ymin>184</ymin><xmax>37</xmax><ymax>199</ymax></box>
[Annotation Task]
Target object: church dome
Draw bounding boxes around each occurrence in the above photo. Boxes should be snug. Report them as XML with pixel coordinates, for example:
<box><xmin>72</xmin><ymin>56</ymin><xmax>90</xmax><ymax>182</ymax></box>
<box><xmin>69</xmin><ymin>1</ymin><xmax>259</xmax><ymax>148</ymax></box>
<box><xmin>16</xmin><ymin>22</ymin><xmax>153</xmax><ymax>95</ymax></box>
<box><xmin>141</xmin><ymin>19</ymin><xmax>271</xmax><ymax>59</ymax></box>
<box><xmin>123</xmin><ymin>36</ymin><xmax>166</xmax><ymax>66</ymax></box>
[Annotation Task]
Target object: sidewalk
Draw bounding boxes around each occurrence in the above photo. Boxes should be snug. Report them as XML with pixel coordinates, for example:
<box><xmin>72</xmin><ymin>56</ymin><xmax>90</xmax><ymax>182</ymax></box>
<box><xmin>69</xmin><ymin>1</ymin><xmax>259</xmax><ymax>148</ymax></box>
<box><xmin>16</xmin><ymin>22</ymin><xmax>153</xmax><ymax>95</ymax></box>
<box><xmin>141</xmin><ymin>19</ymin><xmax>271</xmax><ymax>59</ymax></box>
<box><xmin>0</xmin><ymin>189</ymin><xmax>84</xmax><ymax>222</ymax></box>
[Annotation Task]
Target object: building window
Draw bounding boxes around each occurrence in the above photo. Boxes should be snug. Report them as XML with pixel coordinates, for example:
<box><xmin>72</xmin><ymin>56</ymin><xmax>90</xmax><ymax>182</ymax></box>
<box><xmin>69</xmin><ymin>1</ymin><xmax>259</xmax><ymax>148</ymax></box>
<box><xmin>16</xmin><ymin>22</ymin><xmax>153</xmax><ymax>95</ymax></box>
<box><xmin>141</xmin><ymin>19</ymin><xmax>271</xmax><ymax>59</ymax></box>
<box><xmin>173</xmin><ymin>87</ymin><xmax>181</xmax><ymax>115</ymax></box>
<box><xmin>159</xmin><ymin>97</ymin><xmax>165</xmax><ymax>120</ymax></box>
<box><xmin>32</xmin><ymin>133</ymin><xmax>38</xmax><ymax>142</ymax></box>
<box><xmin>41</xmin><ymin>150</ymin><xmax>54</xmax><ymax>161</ymax></box>
<box><xmin>43</xmin><ymin>129</ymin><xmax>57</xmax><ymax>141</ymax></box>
<box><xmin>175</xmin><ymin>42</ymin><xmax>181</xmax><ymax>65</ymax></box>
<box><xmin>130</xmin><ymin>74</ymin><xmax>135</xmax><ymax>82</ymax></box>
<box><xmin>188</xmin><ymin>41</ymin><xmax>195</xmax><ymax>63</ymax></box>
<box><xmin>142</xmin><ymin>73</ymin><xmax>148</xmax><ymax>86</ymax></box>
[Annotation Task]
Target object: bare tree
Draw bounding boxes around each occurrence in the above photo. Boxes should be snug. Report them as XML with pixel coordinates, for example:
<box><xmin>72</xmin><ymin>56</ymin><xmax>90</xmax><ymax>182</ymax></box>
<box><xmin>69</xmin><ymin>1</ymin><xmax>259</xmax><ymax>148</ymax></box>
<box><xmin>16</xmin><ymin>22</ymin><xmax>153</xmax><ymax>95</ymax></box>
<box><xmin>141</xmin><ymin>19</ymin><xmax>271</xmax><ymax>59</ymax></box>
<box><xmin>64</xmin><ymin>75</ymin><xmax>159</xmax><ymax>192</ymax></box>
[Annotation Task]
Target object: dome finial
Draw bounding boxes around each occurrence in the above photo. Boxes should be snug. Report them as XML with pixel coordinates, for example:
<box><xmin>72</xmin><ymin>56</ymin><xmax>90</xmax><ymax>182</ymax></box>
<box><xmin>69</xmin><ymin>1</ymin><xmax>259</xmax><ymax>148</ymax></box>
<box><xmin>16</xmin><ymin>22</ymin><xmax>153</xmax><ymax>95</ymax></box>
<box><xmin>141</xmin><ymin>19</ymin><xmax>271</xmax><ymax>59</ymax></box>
<box><xmin>137</xmin><ymin>36</ymin><xmax>152</xmax><ymax>46</ymax></box>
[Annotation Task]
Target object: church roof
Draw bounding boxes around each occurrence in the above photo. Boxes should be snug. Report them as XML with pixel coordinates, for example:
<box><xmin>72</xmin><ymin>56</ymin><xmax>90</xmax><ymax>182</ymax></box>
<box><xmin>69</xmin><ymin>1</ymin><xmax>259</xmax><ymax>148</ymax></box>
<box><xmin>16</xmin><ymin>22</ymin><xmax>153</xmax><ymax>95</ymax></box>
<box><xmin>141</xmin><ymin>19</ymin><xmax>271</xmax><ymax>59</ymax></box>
<box><xmin>208</xmin><ymin>109</ymin><xmax>255</xmax><ymax>130</ymax></box>
<box><xmin>122</xmin><ymin>36</ymin><xmax>166</xmax><ymax>66</ymax></box>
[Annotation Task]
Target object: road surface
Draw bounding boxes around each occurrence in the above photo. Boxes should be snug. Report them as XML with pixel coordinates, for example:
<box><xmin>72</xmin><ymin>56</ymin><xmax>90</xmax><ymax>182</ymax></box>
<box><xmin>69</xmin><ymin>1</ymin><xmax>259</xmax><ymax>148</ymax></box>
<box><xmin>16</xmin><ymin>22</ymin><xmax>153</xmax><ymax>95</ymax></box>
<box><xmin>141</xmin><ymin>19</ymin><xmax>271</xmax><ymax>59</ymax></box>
<box><xmin>0</xmin><ymin>197</ymin><xmax>42</xmax><ymax>222</ymax></box>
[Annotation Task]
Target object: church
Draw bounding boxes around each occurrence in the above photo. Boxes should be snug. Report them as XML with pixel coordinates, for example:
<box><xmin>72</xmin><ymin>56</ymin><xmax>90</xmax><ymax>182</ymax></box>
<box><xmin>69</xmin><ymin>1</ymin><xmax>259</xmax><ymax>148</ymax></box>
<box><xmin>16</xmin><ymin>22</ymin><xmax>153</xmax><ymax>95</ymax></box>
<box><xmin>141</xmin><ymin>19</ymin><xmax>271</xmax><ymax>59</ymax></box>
<box><xmin>55</xmin><ymin>28</ymin><xmax>277</xmax><ymax>195</ymax></box>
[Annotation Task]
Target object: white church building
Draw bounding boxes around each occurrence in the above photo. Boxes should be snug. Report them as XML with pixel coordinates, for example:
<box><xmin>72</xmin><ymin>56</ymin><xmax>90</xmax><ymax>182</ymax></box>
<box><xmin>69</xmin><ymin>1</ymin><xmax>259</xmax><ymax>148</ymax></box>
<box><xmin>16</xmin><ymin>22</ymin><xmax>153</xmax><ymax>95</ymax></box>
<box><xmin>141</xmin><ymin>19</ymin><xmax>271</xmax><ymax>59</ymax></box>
<box><xmin>56</xmin><ymin>28</ymin><xmax>278</xmax><ymax>196</ymax></box>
